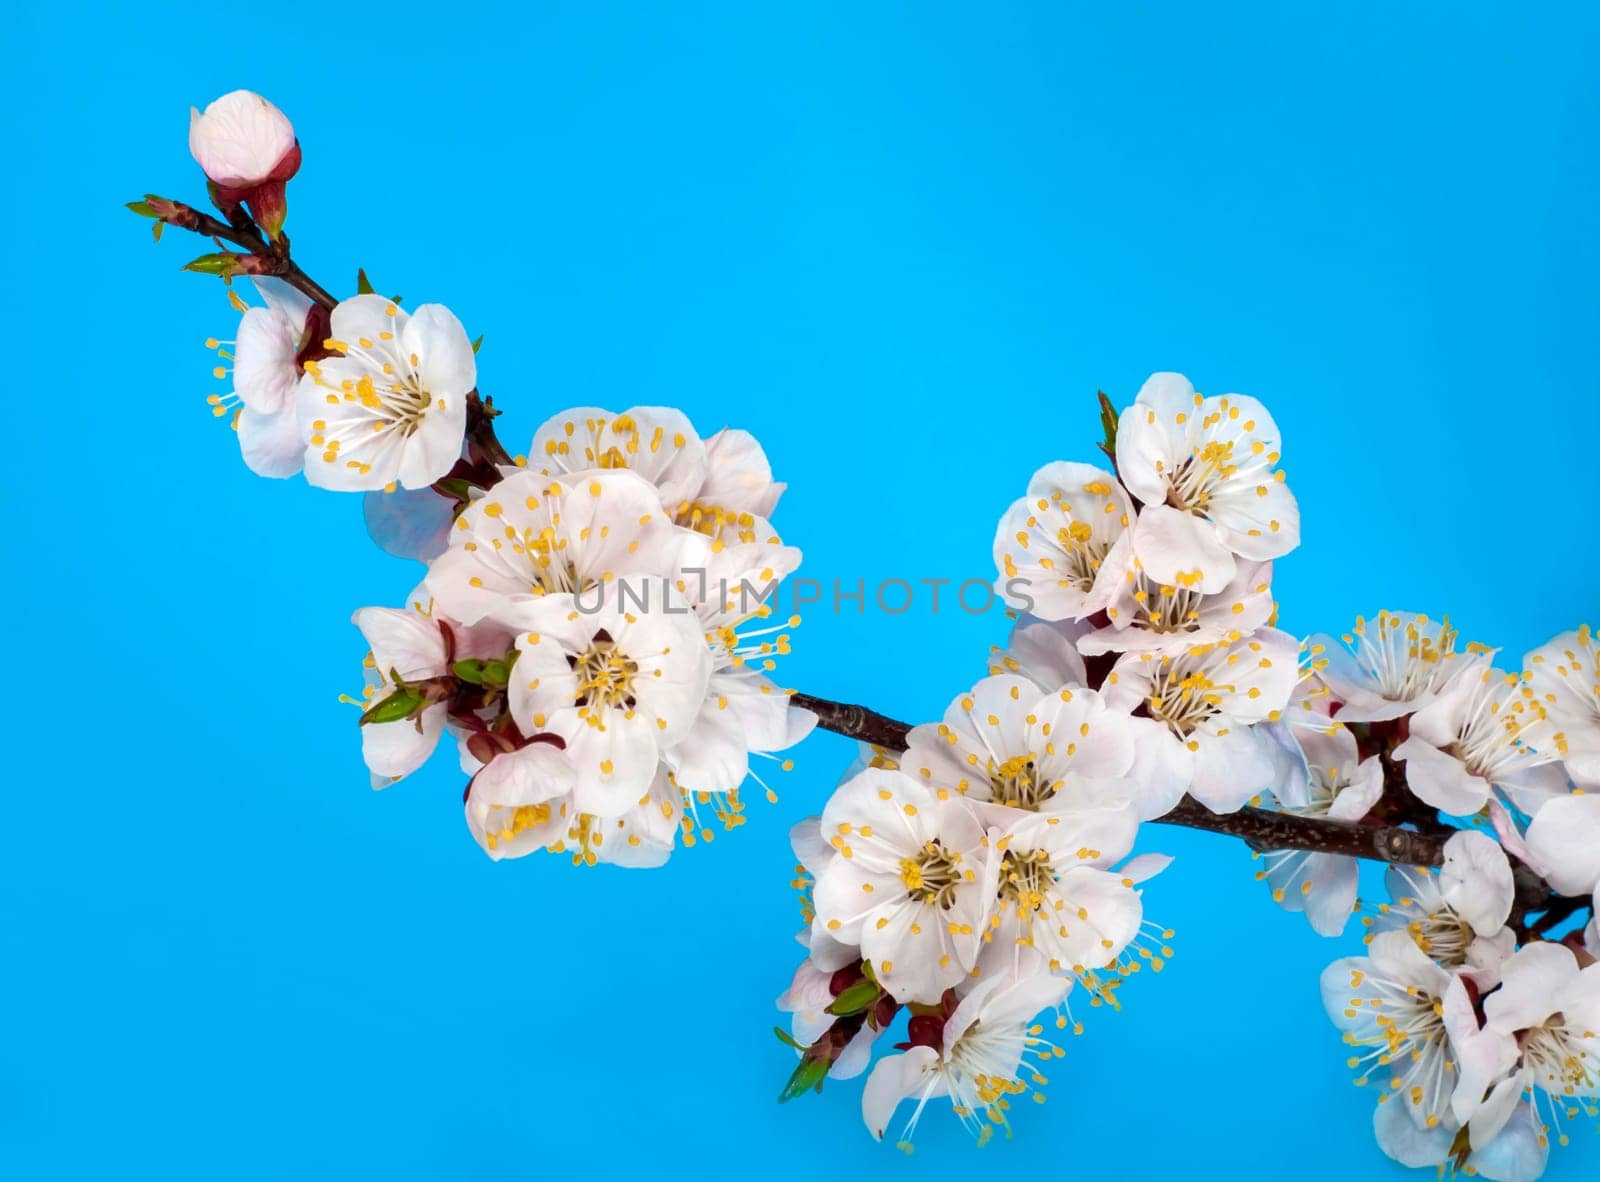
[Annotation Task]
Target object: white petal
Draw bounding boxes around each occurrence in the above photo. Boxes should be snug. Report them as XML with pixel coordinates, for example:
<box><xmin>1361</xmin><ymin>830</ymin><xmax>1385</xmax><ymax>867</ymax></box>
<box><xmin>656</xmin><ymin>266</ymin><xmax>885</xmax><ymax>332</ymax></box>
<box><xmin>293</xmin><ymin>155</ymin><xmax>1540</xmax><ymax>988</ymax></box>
<box><xmin>861</xmin><ymin>1047</ymin><xmax>939</xmax><ymax>1141</ymax></box>
<box><xmin>1523</xmin><ymin>793</ymin><xmax>1600</xmax><ymax>896</ymax></box>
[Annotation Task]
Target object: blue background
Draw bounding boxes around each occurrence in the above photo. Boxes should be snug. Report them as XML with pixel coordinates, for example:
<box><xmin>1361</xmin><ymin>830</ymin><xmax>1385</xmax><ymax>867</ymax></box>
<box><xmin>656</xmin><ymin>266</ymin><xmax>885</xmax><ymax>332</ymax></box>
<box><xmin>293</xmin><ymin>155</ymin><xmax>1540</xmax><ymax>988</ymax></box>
<box><xmin>3</xmin><ymin>2</ymin><xmax>1597</xmax><ymax>1178</ymax></box>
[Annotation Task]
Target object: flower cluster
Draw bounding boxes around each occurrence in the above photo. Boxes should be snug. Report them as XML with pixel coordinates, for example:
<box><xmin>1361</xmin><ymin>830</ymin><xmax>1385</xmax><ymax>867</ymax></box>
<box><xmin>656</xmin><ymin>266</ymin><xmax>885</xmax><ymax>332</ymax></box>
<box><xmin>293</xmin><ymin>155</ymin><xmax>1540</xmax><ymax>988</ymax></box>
<box><xmin>141</xmin><ymin>93</ymin><xmax>1598</xmax><ymax>1181</ymax></box>
<box><xmin>181</xmin><ymin>91</ymin><xmax>812</xmax><ymax>868</ymax></box>
<box><xmin>1308</xmin><ymin>618</ymin><xmax>1600</xmax><ymax>1181</ymax></box>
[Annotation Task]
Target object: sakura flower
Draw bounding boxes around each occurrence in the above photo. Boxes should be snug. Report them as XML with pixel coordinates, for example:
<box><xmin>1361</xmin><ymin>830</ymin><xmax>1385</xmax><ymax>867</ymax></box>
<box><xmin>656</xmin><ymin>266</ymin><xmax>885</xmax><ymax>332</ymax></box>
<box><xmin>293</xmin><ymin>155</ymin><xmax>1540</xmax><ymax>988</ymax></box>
<box><xmin>297</xmin><ymin>295</ymin><xmax>474</xmax><ymax>492</ymax></box>
<box><xmin>1395</xmin><ymin>664</ymin><xmax>1569</xmax><ymax>817</ymax></box>
<box><xmin>980</xmin><ymin>802</ymin><xmax>1148</xmax><ymax>981</ymax></box>
<box><xmin>425</xmin><ymin>468</ymin><xmax>687</xmax><ymax>626</ymax></box>
<box><xmin>463</xmin><ymin>740</ymin><xmax>573</xmax><ymax>860</ymax></box>
<box><xmin>1103</xmin><ymin>628</ymin><xmax>1302</xmax><ymax>815</ymax></box>
<box><xmin>1523</xmin><ymin>793</ymin><xmax>1600</xmax><ymax>897</ymax></box>
<box><xmin>1369</xmin><ymin>830</ymin><xmax>1517</xmax><ymax>987</ymax></box>
<box><xmin>1077</xmin><ymin>526</ymin><xmax>1275</xmax><ymax>656</ymax></box>
<box><xmin>1309</xmin><ymin>611</ymin><xmax>1485</xmax><ymax>723</ymax></box>
<box><xmin>992</xmin><ymin>462</ymin><xmax>1130</xmax><ymax>620</ymax></box>
<box><xmin>205</xmin><ymin>278</ymin><xmax>316</xmax><ymax>477</ymax></box>
<box><xmin>810</xmin><ymin>768</ymin><xmax>990</xmax><ymax>1003</ymax></box>
<box><xmin>791</xmin><ymin>814</ymin><xmax>863</xmax><ymax>973</ymax></box>
<box><xmin>501</xmin><ymin>580</ymin><xmax>712</xmax><ymax>817</ymax></box>
<box><xmin>1453</xmin><ymin>941</ymin><xmax>1600</xmax><ymax>1159</ymax></box>
<box><xmin>1257</xmin><ymin>723</ymin><xmax>1383</xmax><ymax>936</ymax></box>
<box><xmin>984</xmin><ymin>615</ymin><xmax>1089</xmax><ymax>692</ymax></box>
<box><xmin>900</xmin><ymin>675</ymin><xmax>1143</xmax><ymax>826</ymax></box>
<box><xmin>351</xmin><ymin>603</ymin><xmax>451</xmax><ymax>789</ymax></box>
<box><xmin>530</xmin><ymin>406</ymin><xmax>784</xmax><ymax>544</ymax></box>
<box><xmin>1526</xmin><ymin>626</ymin><xmax>1600</xmax><ymax>789</ymax></box>
<box><xmin>862</xmin><ymin>972</ymin><xmax>1068</xmax><ymax>1147</ymax></box>
<box><xmin>1322</xmin><ymin>930</ymin><xmax>1469</xmax><ymax>1145</ymax></box>
<box><xmin>1113</xmin><ymin>372</ymin><xmax>1300</xmax><ymax>591</ymax></box>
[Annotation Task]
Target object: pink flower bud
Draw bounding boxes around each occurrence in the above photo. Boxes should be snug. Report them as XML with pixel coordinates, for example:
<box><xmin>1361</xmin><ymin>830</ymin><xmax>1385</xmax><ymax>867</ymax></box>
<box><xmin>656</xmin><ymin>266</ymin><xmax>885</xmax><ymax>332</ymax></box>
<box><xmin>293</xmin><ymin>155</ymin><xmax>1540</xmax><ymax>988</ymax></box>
<box><xmin>188</xmin><ymin>90</ymin><xmax>299</xmax><ymax>190</ymax></box>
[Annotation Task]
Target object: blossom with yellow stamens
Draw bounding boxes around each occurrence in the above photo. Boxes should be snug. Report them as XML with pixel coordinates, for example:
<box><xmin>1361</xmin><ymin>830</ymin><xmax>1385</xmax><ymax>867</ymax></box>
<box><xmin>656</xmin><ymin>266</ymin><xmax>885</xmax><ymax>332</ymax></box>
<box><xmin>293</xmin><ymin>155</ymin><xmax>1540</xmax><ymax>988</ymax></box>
<box><xmin>295</xmin><ymin>294</ymin><xmax>474</xmax><ymax>491</ymax></box>
<box><xmin>1114</xmin><ymin>371</ymin><xmax>1300</xmax><ymax>591</ymax></box>
<box><xmin>992</xmin><ymin>461</ymin><xmax>1130</xmax><ymax>621</ymax></box>
<box><xmin>810</xmin><ymin>768</ymin><xmax>990</xmax><ymax>1003</ymax></box>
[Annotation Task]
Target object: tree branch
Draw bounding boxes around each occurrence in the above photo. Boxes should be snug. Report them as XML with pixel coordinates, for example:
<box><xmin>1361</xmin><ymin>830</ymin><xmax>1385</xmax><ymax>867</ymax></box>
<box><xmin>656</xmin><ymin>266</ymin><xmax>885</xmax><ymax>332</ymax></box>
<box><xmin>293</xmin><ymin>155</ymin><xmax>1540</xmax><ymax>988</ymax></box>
<box><xmin>789</xmin><ymin>690</ymin><xmax>1572</xmax><ymax>911</ymax></box>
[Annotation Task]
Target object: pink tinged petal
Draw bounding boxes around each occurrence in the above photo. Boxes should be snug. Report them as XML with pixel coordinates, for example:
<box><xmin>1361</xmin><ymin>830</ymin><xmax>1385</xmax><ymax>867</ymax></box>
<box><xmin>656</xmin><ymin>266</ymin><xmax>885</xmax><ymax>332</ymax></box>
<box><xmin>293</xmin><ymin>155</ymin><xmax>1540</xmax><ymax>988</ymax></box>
<box><xmin>701</xmin><ymin>427</ymin><xmax>783</xmax><ymax>517</ymax></box>
<box><xmin>236</xmin><ymin>405</ymin><xmax>304</xmax><ymax>478</ymax></box>
<box><xmin>352</xmin><ymin>606</ymin><xmax>448</xmax><ymax>680</ymax></box>
<box><xmin>861</xmin><ymin>1047</ymin><xmax>940</xmax><ymax>1141</ymax></box>
<box><xmin>995</xmin><ymin>616</ymin><xmax>1089</xmax><ymax>692</ymax></box>
<box><xmin>1441</xmin><ymin>829</ymin><xmax>1515</xmax><ymax>933</ymax></box>
<box><xmin>1129</xmin><ymin>503</ymin><xmax>1237</xmax><ymax>595</ymax></box>
<box><xmin>1038</xmin><ymin>866</ymin><xmax>1144</xmax><ymax>969</ymax></box>
<box><xmin>775</xmin><ymin>961</ymin><xmax>835</xmax><ymax>1013</ymax></box>
<box><xmin>188</xmin><ymin>89</ymin><xmax>296</xmax><ymax>186</ymax></box>
<box><xmin>1523</xmin><ymin>793</ymin><xmax>1600</xmax><ymax>896</ymax></box>
<box><xmin>233</xmin><ymin>306</ymin><xmax>299</xmax><ymax>414</ymax></box>
<box><xmin>1461</xmin><ymin>1059</ymin><xmax>1525</xmax><ymax>1146</ymax></box>
<box><xmin>464</xmin><ymin>743</ymin><xmax>571</xmax><ymax>859</ymax></box>
<box><xmin>362</xmin><ymin>703</ymin><xmax>445</xmax><ymax>785</ymax></box>
<box><xmin>1487</xmin><ymin>799</ymin><xmax>1546</xmax><ymax>875</ymax></box>
<box><xmin>1393</xmin><ymin>737</ymin><xmax>1493</xmax><ymax>815</ymax></box>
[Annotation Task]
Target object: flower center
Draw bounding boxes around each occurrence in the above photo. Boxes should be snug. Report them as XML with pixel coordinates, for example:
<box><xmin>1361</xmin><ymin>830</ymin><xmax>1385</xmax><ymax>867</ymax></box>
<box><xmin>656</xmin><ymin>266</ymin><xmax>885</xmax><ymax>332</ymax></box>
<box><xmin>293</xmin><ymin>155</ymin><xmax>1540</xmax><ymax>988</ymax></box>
<box><xmin>1130</xmin><ymin>574</ymin><xmax>1206</xmax><ymax>635</ymax></box>
<box><xmin>899</xmin><ymin>840</ymin><xmax>964</xmax><ymax>908</ymax></box>
<box><xmin>1165</xmin><ymin>440</ymin><xmax>1237</xmax><ymax>512</ymax></box>
<box><xmin>989</xmin><ymin>755</ymin><xmax>1050</xmax><ymax>810</ymax></box>
<box><xmin>1146</xmin><ymin>658</ymin><xmax>1227</xmax><ymax>737</ymax></box>
<box><xmin>1344</xmin><ymin>612</ymin><xmax>1472</xmax><ymax>702</ymax></box>
<box><xmin>1522</xmin><ymin>1014</ymin><xmax>1598</xmax><ymax>1095</ymax></box>
<box><xmin>1405</xmin><ymin>908</ymin><xmax>1476</xmax><ymax>966</ymax></box>
<box><xmin>571</xmin><ymin>630</ymin><xmax>639</xmax><ymax>711</ymax></box>
<box><xmin>998</xmin><ymin>848</ymin><xmax>1055</xmax><ymax>912</ymax></box>
<box><xmin>1053</xmin><ymin>519</ymin><xmax>1105</xmax><ymax>590</ymax></box>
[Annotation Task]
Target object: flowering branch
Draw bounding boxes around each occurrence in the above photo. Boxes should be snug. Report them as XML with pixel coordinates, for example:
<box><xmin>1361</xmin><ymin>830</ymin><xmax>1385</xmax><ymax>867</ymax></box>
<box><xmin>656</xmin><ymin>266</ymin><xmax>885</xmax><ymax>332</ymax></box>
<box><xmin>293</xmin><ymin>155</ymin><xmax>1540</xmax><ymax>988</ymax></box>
<box><xmin>143</xmin><ymin>90</ymin><xmax>1600</xmax><ymax>1180</ymax></box>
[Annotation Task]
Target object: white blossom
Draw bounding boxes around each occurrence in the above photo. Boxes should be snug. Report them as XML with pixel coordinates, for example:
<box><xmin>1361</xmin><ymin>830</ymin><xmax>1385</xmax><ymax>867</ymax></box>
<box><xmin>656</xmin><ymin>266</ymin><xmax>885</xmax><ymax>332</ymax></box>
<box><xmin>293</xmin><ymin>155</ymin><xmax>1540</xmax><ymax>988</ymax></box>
<box><xmin>1322</xmin><ymin>930</ymin><xmax>1468</xmax><ymax>1148</ymax></box>
<box><xmin>1395</xmin><ymin>664</ymin><xmax>1569</xmax><ymax>817</ymax></box>
<box><xmin>500</xmin><ymin>580</ymin><xmax>712</xmax><ymax>818</ymax></box>
<box><xmin>1310</xmin><ymin>611</ymin><xmax>1485</xmax><ymax>723</ymax></box>
<box><xmin>901</xmin><ymin>675</ymin><xmax>1145</xmax><ymax>825</ymax></box>
<box><xmin>1078</xmin><ymin>524</ymin><xmax>1275</xmax><ymax>655</ymax></box>
<box><xmin>1369</xmin><ymin>830</ymin><xmax>1517</xmax><ymax>988</ymax></box>
<box><xmin>424</xmin><ymin>468</ymin><xmax>688</xmax><ymax>626</ymax></box>
<box><xmin>530</xmin><ymin>406</ymin><xmax>784</xmax><ymax>544</ymax></box>
<box><xmin>984</xmin><ymin>615</ymin><xmax>1089</xmax><ymax>692</ymax></box>
<box><xmin>861</xmin><ymin>972</ymin><xmax>1068</xmax><ymax>1147</ymax></box>
<box><xmin>810</xmin><ymin>768</ymin><xmax>990</xmax><ymax>1003</ymax></box>
<box><xmin>1526</xmin><ymin>626</ymin><xmax>1600</xmax><ymax>789</ymax></box>
<box><xmin>993</xmin><ymin>462</ymin><xmax>1129</xmax><ymax>620</ymax></box>
<box><xmin>1113</xmin><ymin>372</ymin><xmax>1300</xmax><ymax>591</ymax></box>
<box><xmin>297</xmin><ymin>295</ymin><xmax>474</xmax><ymax>492</ymax></box>
<box><xmin>1103</xmin><ymin>628</ymin><xmax>1302</xmax><ymax>814</ymax></box>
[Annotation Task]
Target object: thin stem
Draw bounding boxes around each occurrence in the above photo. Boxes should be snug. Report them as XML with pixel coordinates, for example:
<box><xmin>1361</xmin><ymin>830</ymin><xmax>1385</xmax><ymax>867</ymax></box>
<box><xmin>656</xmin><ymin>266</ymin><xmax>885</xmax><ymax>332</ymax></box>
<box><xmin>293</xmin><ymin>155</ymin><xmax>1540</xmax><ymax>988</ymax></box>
<box><xmin>153</xmin><ymin>198</ymin><xmax>336</xmax><ymax>310</ymax></box>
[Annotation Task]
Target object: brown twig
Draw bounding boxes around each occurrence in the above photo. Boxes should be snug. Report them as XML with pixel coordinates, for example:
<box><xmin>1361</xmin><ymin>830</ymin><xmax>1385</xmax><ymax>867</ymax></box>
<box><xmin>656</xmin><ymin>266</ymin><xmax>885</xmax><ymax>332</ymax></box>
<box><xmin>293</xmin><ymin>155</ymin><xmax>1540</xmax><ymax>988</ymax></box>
<box><xmin>788</xmin><ymin>689</ymin><xmax>1583</xmax><ymax>915</ymax></box>
<box><xmin>149</xmin><ymin>198</ymin><xmax>337</xmax><ymax>310</ymax></box>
